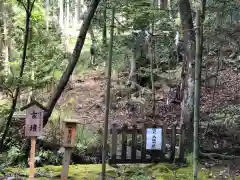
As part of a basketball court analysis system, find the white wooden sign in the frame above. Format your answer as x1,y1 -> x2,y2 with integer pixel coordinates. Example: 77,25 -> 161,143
146,128 -> 162,150
25,105 -> 44,137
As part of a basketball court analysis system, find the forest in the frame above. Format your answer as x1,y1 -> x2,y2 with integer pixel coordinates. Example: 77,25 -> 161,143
0,0 -> 240,179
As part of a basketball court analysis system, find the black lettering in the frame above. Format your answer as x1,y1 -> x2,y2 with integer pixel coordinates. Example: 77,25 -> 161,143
33,124 -> 37,132
31,111 -> 37,119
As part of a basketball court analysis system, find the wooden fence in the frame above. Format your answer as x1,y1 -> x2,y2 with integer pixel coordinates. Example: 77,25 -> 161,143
109,124 -> 185,164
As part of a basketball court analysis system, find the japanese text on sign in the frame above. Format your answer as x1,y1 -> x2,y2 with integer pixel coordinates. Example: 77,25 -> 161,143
146,128 -> 162,150
67,128 -> 72,144
25,105 -> 44,137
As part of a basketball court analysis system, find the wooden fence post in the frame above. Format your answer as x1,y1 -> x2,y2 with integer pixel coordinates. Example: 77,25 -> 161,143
121,124 -> 128,161
131,124 -> 137,161
29,137 -> 36,180
111,124 -> 117,164
179,125 -> 185,162
162,124 -> 167,154
171,125 -> 176,162
141,123 -> 146,163
158,124 -> 166,160
61,147 -> 72,180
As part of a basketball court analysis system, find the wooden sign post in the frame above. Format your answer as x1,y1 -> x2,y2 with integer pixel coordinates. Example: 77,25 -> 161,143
21,100 -> 47,180
61,120 -> 78,180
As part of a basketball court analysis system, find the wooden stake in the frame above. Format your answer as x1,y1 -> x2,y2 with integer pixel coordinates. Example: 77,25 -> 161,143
29,136 -> 36,180
61,147 -> 73,180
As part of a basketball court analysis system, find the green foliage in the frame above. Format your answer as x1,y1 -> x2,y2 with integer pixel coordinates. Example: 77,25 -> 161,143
129,169 -> 149,180
0,0 -> 67,95
0,139 -> 26,167
36,148 -> 63,165
74,125 -> 99,155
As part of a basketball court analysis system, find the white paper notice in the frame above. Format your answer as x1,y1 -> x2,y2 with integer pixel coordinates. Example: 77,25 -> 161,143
146,128 -> 162,150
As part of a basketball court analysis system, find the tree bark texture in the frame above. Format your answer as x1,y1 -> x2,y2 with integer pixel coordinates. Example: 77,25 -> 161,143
193,9 -> 201,180
160,0 -> 168,10
178,0 -> 195,152
59,0 -> 64,30
0,1 -> 4,71
102,0 -> 107,45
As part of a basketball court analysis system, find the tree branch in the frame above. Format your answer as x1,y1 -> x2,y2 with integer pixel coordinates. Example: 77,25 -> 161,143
200,151 -> 240,160
29,0 -> 36,13
16,0 -> 27,12
0,84 -> 14,98
43,0 -> 101,126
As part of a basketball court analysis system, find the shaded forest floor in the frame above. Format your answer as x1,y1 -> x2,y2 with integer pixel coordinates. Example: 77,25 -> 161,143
1,163 -> 235,180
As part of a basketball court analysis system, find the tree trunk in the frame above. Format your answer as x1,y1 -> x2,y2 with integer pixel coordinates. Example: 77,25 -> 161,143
0,2 -> 12,81
63,0 -> 70,50
101,7 -> 115,180
178,0 -> 195,152
59,0 -> 64,30
66,0 -> 69,33
3,5 -> 9,75
88,25 -> 96,65
45,0 -> 49,30
193,9 -> 201,180
129,49 -> 137,89
28,21 -> 35,103
43,0 -> 101,126
0,1 -> 4,72
160,0 -> 168,9
74,0 -> 78,28
151,0 -> 156,120
102,0 -> 107,45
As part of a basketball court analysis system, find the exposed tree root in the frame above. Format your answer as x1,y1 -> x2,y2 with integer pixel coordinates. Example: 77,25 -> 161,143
200,151 -> 240,160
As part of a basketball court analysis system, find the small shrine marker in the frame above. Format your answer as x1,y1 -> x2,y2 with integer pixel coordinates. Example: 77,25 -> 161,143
61,119 -> 79,180
21,100 -> 47,180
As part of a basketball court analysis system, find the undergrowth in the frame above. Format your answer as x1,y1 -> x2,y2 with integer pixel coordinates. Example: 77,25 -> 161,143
1,163 -> 210,180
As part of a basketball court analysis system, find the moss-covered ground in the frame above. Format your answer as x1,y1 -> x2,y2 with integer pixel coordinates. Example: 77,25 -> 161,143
2,163 -> 213,180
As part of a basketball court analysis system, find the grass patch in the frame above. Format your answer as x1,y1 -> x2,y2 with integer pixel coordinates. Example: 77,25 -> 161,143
4,163 -> 210,180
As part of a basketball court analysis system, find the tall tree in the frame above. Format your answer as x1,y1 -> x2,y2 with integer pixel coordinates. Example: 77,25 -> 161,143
102,0 -> 107,45
0,1 -> 12,78
193,1 -> 206,178
59,0 -> 64,29
3,3 -> 9,75
74,0 -> 78,28
89,25 -> 96,65
101,6 -> 115,180
66,0 -> 69,32
151,0 -> 156,120
0,0 -> 36,151
0,0 -> 5,73
193,9 -> 201,180
178,0 -> 195,151
45,0 -> 49,30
